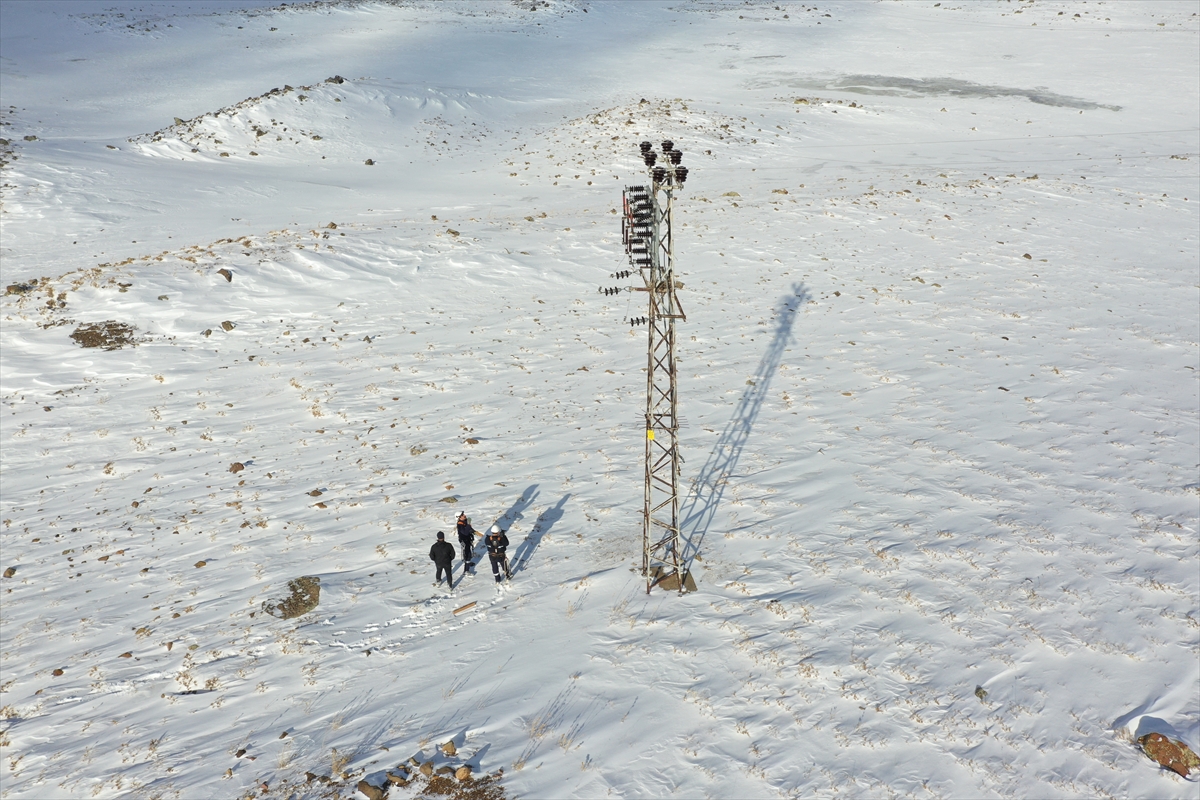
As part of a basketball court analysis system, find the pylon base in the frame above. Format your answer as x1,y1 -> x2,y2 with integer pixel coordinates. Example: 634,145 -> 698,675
648,567 -> 697,593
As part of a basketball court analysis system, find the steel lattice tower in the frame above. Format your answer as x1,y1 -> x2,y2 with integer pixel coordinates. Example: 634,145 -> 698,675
612,140 -> 690,593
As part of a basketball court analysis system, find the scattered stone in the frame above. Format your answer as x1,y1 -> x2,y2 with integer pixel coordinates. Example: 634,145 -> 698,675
385,771 -> 409,786
23,135 -> 37,141
772,188 -> 789,194
262,576 -> 321,619
419,761 -> 434,777
435,766 -> 454,775
326,222 -> 338,229
308,489 -> 323,497
327,75 -> 345,84
70,321 -> 137,350
235,748 -> 247,758
722,191 -> 740,197
446,229 -> 460,237
455,765 -> 473,781
1023,253 -> 1032,259
217,268 -> 233,282
52,668 -> 64,676
3,567 -> 14,578
220,320 -> 236,331
440,496 -> 458,504
364,158 -> 375,166
229,462 -> 245,474
5,282 -> 35,295
357,780 -> 385,800
194,560 -> 207,568
202,329 -> 213,337
974,685 -> 988,702
441,741 -> 457,757
157,295 -> 169,301
465,438 -> 480,445
1139,732 -> 1199,777
119,651 -> 132,658
219,152 -> 230,157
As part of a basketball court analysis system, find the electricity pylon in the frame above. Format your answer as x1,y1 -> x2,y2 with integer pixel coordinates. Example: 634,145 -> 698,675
609,140 -> 691,593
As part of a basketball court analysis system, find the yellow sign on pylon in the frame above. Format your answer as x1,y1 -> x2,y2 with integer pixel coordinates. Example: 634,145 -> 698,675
647,429 -> 655,440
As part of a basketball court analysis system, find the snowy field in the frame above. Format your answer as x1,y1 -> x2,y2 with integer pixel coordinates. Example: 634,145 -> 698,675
1,1 -> 1198,797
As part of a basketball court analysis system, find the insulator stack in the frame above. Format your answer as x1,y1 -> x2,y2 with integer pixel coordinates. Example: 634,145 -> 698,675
612,270 -> 632,279
629,316 -> 648,327
600,286 -> 622,296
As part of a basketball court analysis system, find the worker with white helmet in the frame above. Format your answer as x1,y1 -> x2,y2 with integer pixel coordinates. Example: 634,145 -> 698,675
485,524 -> 512,583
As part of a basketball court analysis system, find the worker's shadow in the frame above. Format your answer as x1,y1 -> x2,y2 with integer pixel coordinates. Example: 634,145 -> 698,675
494,484 -> 540,533
511,493 -> 570,574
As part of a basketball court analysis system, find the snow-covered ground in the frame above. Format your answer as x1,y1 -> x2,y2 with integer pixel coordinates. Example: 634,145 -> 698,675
1,1 -> 1198,797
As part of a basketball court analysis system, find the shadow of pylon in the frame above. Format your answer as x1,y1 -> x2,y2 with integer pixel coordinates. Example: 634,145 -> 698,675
677,283 -> 809,584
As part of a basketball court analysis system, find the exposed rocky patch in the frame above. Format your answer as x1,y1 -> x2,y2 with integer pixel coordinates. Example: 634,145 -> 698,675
262,576 -> 321,619
1139,731 -> 1199,777
69,320 -> 139,350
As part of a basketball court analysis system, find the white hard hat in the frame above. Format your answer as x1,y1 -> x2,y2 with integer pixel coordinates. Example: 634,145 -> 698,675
490,524 -> 502,534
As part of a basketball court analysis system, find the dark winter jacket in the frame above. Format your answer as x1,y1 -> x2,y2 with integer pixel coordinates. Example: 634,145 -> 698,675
429,540 -> 455,565
456,520 -> 476,544
485,533 -> 509,558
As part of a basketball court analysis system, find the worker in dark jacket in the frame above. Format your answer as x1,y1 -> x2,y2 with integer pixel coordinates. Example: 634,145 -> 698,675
456,512 -> 477,571
485,524 -> 511,583
429,531 -> 455,588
